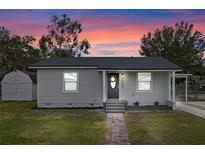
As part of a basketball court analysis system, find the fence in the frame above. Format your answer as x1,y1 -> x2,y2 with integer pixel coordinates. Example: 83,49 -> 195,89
176,81 -> 205,101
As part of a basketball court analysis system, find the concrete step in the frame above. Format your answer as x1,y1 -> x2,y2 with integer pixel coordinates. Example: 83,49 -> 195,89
106,103 -> 125,106
104,101 -> 127,113
105,105 -> 125,113
106,108 -> 125,111
106,109 -> 125,113
106,105 -> 125,107
106,106 -> 124,109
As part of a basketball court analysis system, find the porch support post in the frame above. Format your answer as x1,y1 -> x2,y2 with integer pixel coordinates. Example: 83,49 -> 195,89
172,71 -> 176,110
185,76 -> 188,102
102,70 -> 106,103
168,72 -> 171,101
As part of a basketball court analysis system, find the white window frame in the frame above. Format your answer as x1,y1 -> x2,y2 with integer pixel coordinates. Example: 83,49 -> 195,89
136,72 -> 152,92
63,72 -> 79,93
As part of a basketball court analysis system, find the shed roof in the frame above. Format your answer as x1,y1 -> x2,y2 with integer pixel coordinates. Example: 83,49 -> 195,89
30,57 -> 181,70
2,70 -> 37,84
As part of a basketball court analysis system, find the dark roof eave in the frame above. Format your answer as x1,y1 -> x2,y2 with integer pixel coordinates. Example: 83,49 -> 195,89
30,66 -> 182,71
96,68 -> 182,71
30,65 -> 98,68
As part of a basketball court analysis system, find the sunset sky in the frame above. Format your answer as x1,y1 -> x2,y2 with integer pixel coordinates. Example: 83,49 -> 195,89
0,9 -> 205,57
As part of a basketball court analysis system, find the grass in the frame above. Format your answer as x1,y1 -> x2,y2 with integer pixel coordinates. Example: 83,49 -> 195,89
0,102 -> 106,145
125,111 -> 205,145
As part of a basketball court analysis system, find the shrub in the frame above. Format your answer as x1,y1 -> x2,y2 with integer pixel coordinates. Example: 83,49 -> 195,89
154,101 -> 159,106
133,101 -> 140,106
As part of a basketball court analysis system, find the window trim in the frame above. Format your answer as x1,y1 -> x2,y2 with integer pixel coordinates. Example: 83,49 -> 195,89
136,72 -> 152,92
62,72 -> 79,93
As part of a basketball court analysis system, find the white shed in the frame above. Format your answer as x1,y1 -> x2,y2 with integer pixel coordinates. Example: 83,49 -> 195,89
1,70 -> 37,101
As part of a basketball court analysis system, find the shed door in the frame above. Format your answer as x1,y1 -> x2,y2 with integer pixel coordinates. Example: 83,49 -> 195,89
10,83 -> 25,100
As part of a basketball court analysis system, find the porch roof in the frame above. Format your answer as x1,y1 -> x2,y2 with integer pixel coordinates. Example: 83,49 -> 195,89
30,57 -> 181,70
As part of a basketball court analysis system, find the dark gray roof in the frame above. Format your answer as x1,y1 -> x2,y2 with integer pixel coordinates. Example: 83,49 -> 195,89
30,57 -> 181,70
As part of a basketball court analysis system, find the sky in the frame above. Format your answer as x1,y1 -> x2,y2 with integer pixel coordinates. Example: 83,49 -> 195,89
0,9 -> 205,57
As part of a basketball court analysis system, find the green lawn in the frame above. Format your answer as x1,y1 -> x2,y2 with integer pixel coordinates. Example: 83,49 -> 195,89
0,102 -> 106,145
125,111 -> 205,145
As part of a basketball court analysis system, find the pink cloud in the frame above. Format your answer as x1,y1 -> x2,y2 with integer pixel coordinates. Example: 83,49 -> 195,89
0,11 -> 205,57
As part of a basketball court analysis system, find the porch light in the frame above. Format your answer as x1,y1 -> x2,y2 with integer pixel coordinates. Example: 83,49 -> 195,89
121,73 -> 124,88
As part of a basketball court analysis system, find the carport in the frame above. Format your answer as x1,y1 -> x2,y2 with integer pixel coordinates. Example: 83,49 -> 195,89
171,73 -> 192,102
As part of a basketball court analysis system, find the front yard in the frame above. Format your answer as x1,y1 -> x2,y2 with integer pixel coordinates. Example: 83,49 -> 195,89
0,102 -> 106,144
125,111 -> 205,144
1,102 -> 205,145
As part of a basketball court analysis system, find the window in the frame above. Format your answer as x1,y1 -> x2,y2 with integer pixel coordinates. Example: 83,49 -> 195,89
63,72 -> 79,92
137,73 -> 152,91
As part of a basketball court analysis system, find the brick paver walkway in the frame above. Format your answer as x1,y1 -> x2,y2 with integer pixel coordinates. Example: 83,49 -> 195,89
104,113 -> 129,145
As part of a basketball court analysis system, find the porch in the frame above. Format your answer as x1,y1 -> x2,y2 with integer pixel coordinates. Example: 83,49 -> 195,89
101,70 -> 180,112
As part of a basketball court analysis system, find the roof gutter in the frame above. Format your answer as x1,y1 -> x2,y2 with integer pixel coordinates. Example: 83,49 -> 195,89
29,67 -> 182,72
29,66 -> 98,69
96,69 -> 182,72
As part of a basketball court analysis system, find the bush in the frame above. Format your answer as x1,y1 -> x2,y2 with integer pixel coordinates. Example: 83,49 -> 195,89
154,101 -> 159,106
133,101 -> 140,106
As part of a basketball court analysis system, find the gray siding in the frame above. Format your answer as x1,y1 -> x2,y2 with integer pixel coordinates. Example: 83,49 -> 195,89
37,69 -> 103,108
119,72 -> 170,106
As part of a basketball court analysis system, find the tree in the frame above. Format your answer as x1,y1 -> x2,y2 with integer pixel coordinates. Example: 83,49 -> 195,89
0,26 -> 41,80
39,14 -> 90,58
140,21 -> 205,75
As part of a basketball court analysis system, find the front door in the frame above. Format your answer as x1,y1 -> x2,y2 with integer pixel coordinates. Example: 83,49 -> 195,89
108,73 -> 119,98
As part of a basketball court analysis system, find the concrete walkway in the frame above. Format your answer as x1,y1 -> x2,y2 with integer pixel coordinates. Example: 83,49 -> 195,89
176,101 -> 205,119
104,113 -> 129,145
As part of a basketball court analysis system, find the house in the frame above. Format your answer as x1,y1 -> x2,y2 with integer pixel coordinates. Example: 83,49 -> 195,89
30,57 -> 181,110
1,70 -> 37,101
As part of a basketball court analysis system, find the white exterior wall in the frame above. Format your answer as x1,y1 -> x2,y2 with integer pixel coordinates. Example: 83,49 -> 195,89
37,69 -> 103,108
2,70 -> 35,101
119,72 -> 170,106
36,69 -> 171,108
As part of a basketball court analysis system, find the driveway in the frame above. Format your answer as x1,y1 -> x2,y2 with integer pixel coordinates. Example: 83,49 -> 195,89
176,101 -> 205,119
